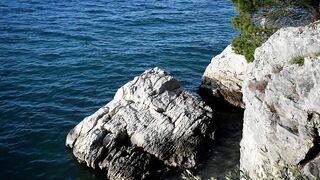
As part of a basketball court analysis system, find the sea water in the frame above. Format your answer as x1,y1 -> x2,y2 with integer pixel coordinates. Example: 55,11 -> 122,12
0,0 -> 237,179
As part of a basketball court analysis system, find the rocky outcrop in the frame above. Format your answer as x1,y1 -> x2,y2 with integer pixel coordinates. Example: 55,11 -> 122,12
240,22 -> 320,179
200,45 -> 247,108
66,67 -> 215,179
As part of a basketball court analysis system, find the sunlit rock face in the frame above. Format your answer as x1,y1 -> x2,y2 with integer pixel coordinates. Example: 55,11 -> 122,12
241,22 -> 320,179
66,67 -> 215,180
200,45 -> 247,109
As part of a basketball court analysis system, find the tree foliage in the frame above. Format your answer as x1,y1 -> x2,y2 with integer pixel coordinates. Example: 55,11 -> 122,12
230,0 -> 320,62
231,0 -> 273,13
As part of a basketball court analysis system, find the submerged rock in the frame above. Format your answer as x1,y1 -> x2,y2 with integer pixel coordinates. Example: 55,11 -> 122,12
200,45 -> 247,108
66,67 -> 214,179
241,22 -> 320,179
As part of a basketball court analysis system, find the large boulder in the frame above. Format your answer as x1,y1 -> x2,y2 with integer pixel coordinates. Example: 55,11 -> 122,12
200,45 -> 247,108
241,22 -> 320,179
66,67 -> 214,180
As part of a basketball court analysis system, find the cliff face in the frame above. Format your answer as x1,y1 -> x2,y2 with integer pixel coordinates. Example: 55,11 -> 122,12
241,22 -> 320,179
200,45 -> 247,108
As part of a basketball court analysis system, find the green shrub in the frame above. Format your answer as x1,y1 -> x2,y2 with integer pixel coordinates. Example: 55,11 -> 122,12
291,56 -> 305,65
230,0 -> 278,63
231,0 -> 274,13
231,34 -> 262,62
230,0 -> 319,62
230,12 -> 277,62
314,52 -> 320,57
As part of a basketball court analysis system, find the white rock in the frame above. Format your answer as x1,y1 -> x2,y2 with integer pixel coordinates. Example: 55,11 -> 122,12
200,45 -> 247,108
66,67 -> 215,180
241,21 -> 320,179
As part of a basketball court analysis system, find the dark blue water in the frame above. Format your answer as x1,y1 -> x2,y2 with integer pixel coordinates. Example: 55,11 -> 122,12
0,0 -> 237,179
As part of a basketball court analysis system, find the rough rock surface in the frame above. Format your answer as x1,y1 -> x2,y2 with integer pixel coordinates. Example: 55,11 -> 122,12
200,45 -> 247,108
66,67 -> 214,180
241,22 -> 320,179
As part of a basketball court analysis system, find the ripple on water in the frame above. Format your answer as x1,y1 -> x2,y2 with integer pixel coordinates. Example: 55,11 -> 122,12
0,0 -> 238,179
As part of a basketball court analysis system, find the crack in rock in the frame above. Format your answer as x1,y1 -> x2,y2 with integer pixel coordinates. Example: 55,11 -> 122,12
66,67 -> 214,179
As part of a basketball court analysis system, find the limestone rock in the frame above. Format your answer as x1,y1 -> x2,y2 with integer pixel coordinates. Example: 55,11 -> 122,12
66,67 -> 214,180
200,45 -> 247,108
240,22 -> 320,179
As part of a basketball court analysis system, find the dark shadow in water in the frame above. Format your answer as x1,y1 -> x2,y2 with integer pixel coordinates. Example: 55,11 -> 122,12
194,110 -> 243,179
67,150 -> 107,180
193,88 -> 244,179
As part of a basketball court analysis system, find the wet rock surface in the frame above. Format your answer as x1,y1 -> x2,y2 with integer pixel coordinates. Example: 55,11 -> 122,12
66,67 -> 215,179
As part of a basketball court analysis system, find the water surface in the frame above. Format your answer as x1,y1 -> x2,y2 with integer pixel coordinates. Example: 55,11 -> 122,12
0,0 -> 237,179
